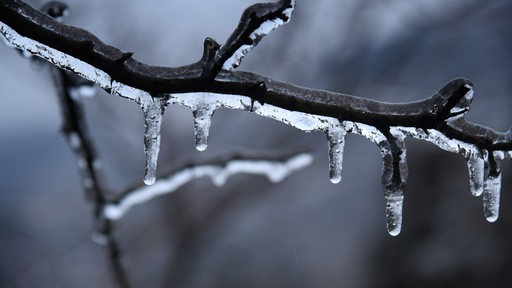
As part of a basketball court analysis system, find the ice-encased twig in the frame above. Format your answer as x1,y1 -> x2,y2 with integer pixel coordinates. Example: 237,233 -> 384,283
483,150 -> 504,222
103,152 -> 313,220
214,0 -> 295,72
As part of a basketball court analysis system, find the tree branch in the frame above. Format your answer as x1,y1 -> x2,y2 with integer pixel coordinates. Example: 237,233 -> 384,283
1,0 -> 510,235
103,152 -> 313,221
0,0 -> 509,150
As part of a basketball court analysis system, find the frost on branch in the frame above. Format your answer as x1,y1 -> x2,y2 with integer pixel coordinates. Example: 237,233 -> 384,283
103,153 -> 313,220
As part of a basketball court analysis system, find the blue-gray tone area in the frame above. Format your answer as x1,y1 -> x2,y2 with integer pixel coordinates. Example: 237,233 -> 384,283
0,0 -> 511,287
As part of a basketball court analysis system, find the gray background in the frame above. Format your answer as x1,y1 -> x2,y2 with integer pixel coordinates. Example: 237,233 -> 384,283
1,0 -> 511,287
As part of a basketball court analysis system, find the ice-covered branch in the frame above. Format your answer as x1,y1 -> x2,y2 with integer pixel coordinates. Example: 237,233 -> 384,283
38,4 -> 132,287
0,1 -> 509,148
51,44 -> 133,288
102,152 -> 313,221
1,0 -> 511,235
201,0 -> 295,78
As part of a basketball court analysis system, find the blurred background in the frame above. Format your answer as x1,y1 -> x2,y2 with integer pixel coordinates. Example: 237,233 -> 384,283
1,0 -> 511,287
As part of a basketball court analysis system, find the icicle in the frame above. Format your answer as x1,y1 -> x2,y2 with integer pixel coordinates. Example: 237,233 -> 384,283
381,140 -> 404,237
192,107 -> 215,151
483,151 -> 504,222
140,96 -> 167,185
465,148 -> 485,196
326,123 -> 347,184
380,129 -> 408,236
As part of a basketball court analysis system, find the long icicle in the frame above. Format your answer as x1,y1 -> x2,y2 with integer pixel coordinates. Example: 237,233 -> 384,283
483,150 -> 505,222
140,95 -> 167,185
380,129 -> 408,236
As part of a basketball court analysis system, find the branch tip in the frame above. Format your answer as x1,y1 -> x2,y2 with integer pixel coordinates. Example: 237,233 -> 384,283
40,1 -> 68,20
434,78 -> 474,120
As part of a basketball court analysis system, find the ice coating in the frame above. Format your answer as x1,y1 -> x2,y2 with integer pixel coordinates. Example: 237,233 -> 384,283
222,45 -> 252,70
211,152 -> 313,186
0,23 -> 112,90
483,151 -> 504,222
103,153 -> 313,220
2,2 -> 510,236
394,130 -> 409,186
171,93 -> 417,235
170,92 -> 341,133
222,0 -> 296,70
326,124 -> 347,184
170,92 -> 341,178
396,127 -> 486,196
348,122 -> 388,144
68,85 -> 97,99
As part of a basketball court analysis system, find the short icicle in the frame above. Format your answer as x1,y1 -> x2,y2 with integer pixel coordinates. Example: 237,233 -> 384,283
193,107 -> 215,152
326,122 -> 347,184
140,96 -> 167,185
483,150 -> 505,222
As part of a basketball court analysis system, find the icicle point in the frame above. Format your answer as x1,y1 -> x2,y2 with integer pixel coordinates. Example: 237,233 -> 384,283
193,108 -> 214,152
385,194 -> 404,236
483,178 -> 500,222
144,175 -> 156,186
